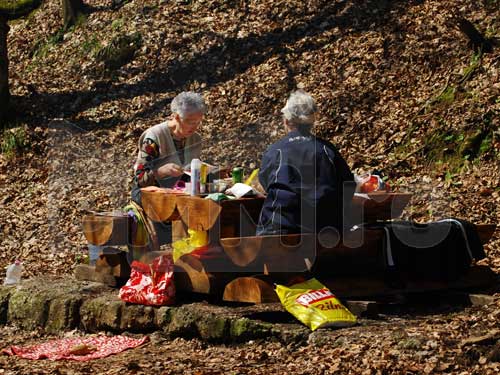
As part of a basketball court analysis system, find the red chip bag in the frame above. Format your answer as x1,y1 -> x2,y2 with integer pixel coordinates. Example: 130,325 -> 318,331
119,255 -> 175,306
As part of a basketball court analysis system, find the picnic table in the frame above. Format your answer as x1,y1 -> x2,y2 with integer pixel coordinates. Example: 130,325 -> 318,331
80,189 -> 497,302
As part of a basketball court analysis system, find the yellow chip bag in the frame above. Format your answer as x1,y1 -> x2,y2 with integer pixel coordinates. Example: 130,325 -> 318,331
275,278 -> 356,331
172,229 -> 208,262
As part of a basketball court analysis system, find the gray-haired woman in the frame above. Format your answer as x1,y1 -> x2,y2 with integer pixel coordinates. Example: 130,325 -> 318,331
131,91 -> 206,205
126,92 -> 206,252
256,90 -> 355,236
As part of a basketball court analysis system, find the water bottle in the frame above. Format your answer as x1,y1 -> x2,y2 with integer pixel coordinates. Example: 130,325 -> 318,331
190,158 -> 201,196
4,260 -> 23,285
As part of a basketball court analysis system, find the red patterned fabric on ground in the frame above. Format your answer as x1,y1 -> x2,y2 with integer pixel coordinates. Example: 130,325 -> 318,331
2,335 -> 149,361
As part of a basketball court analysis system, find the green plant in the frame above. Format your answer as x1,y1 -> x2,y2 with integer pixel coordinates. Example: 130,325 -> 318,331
111,18 -> 124,31
31,27 -> 65,60
436,86 -> 456,104
479,133 -> 492,155
81,35 -> 102,57
95,32 -> 142,69
459,51 -> 482,84
1,127 -> 28,158
75,13 -> 87,27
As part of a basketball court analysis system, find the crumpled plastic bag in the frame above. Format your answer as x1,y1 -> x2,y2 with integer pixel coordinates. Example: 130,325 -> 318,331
172,229 -> 208,262
354,173 -> 390,193
119,255 -> 175,306
275,278 -> 356,331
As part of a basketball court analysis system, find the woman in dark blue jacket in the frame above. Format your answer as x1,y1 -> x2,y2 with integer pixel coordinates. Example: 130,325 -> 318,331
257,90 -> 354,236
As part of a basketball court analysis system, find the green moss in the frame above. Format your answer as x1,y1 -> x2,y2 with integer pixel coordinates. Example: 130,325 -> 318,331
120,305 -> 156,332
154,306 -> 172,327
80,295 -> 123,332
45,296 -> 83,333
196,314 -> 229,342
166,306 -> 199,338
111,18 -> 124,31
229,318 -> 272,342
398,337 -> 422,350
81,35 -> 102,57
31,28 -> 65,61
0,0 -> 42,20
7,288 -> 54,329
435,86 -> 456,104
0,286 -> 13,324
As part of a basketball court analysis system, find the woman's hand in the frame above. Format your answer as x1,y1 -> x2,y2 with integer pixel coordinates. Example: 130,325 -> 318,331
155,163 -> 184,179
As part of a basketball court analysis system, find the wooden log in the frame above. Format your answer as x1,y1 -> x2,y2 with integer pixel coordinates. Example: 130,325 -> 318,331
314,228 -> 385,276
350,193 -> 412,224
74,264 -> 118,287
174,250 -> 236,295
82,212 -> 129,246
221,224 -> 495,277
217,197 -> 264,237
140,189 -> 180,223
220,234 -> 316,273
172,220 -> 188,242
223,276 -> 279,303
176,196 -> 222,231
468,294 -> 496,307
176,195 -> 264,236
320,265 -> 497,299
221,229 -> 384,275
95,252 -> 131,278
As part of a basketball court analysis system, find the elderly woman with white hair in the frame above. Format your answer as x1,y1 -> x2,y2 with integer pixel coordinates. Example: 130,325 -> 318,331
256,90 -> 355,236
125,92 -> 207,252
131,91 -> 206,205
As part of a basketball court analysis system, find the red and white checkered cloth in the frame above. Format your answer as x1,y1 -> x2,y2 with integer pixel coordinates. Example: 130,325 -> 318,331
2,335 -> 149,361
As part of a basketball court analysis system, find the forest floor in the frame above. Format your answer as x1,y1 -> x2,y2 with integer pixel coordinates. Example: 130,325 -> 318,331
0,0 -> 499,373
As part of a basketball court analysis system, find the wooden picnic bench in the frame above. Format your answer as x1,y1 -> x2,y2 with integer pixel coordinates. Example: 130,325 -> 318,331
79,190 -> 498,301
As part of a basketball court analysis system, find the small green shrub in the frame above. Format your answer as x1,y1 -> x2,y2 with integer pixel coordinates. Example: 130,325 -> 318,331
1,127 -> 28,157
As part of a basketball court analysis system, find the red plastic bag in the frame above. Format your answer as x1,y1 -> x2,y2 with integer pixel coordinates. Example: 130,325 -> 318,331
355,174 -> 390,193
119,255 -> 175,306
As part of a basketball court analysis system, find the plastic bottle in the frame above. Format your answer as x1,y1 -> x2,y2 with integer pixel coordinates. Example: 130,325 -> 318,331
4,260 -> 23,285
190,158 -> 201,196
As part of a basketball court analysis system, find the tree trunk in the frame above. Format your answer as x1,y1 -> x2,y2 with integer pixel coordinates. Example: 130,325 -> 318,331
61,0 -> 85,29
0,16 -> 9,123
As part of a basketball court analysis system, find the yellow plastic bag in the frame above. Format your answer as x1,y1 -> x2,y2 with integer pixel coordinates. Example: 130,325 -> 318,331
275,278 -> 356,331
172,229 -> 208,262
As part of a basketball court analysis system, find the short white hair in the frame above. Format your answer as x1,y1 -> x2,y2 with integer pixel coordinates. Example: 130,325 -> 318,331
171,92 -> 206,118
281,90 -> 317,126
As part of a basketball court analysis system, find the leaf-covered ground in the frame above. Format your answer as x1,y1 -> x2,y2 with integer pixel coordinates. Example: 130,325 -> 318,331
0,0 -> 498,276
0,0 -> 499,372
1,296 -> 500,374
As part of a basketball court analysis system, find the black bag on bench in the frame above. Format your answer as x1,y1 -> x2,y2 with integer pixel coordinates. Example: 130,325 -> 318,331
369,219 -> 486,283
